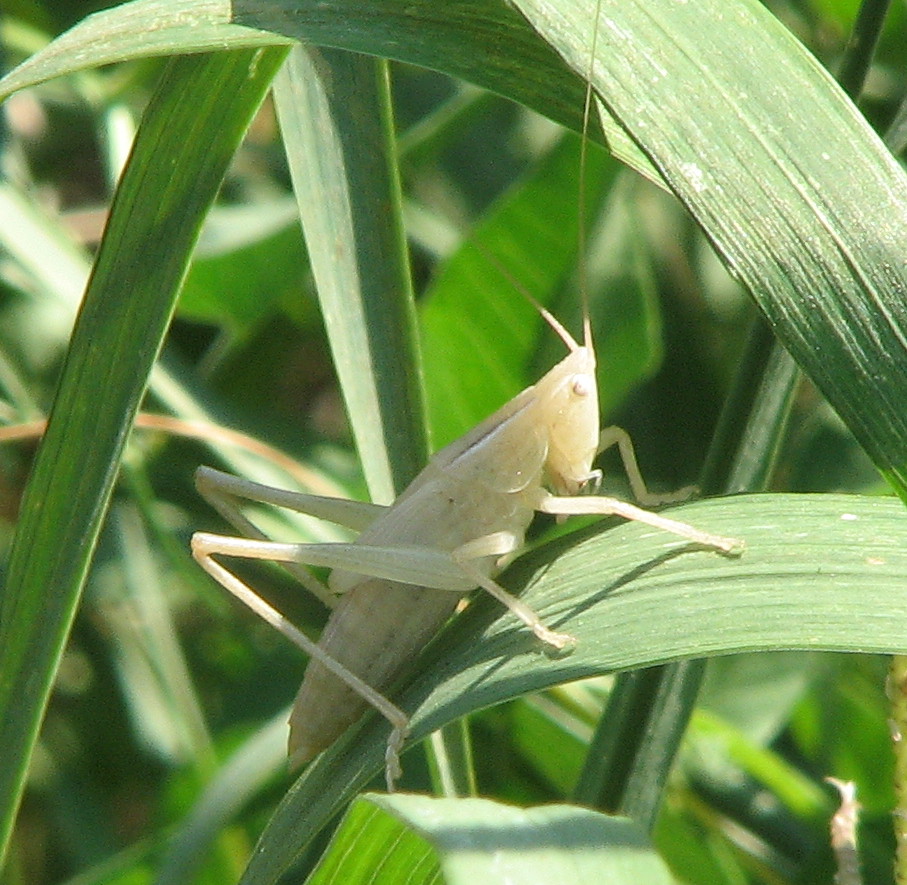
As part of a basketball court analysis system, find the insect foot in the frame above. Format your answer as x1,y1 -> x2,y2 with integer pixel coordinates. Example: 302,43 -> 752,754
715,534 -> 746,556
384,722 -> 408,792
535,623 -> 577,653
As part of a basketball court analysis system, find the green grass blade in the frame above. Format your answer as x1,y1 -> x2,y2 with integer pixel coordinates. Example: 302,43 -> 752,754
0,0 -> 292,96
572,660 -> 706,827
0,47 -> 288,865
514,0 -> 907,496
306,794 -> 674,884
239,492 -> 907,882
273,47 -> 427,502
0,0 -> 591,137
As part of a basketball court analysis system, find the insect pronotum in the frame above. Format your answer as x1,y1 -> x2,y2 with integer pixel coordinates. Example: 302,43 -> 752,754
191,17 -> 744,793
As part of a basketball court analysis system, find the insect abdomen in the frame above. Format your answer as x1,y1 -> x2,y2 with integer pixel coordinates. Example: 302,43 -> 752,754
288,580 -> 460,766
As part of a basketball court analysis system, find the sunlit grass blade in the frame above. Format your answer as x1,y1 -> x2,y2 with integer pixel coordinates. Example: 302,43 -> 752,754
306,793 -> 675,884
239,492 -> 907,882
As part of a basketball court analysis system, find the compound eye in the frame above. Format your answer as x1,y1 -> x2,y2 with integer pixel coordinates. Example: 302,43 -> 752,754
570,373 -> 593,397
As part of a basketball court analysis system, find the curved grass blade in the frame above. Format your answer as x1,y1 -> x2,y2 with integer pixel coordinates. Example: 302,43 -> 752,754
513,0 -> 907,497
0,0 -> 590,139
239,492 -> 907,882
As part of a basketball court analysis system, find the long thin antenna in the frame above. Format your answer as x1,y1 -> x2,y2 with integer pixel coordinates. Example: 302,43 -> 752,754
472,0 -> 606,358
578,0 -> 605,351
476,243 -> 581,353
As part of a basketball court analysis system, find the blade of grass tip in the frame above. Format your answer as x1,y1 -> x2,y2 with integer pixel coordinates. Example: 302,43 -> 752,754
0,47 -> 288,867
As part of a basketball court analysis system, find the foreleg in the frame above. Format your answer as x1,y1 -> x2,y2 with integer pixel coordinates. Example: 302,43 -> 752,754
597,426 -> 695,506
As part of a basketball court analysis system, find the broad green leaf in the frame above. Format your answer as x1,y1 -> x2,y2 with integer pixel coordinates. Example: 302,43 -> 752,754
307,793 -> 674,885
239,492 -> 907,882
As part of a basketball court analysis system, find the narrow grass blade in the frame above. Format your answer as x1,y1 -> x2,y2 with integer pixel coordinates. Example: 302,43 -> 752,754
0,47 -> 288,865
274,47 -> 427,503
